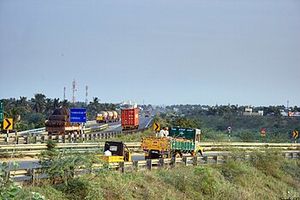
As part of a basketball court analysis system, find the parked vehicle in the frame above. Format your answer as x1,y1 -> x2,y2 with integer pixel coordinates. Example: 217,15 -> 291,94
45,107 -> 82,135
96,111 -> 119,123
98,141 -> 132,163
121,108 -> 139,131
141,127 -> 203,159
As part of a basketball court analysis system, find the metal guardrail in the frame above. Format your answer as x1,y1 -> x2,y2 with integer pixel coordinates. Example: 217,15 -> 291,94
0,124 -> 110,145
200,142 -> 300,150
5,150 -> 300,182
17,128 -> 46,136
1,120 -> 99,137
0,142 -> 299,157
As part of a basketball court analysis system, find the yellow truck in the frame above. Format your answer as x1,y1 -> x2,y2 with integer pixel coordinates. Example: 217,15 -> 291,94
99,141 -> 132,163
141,127 -> 203,159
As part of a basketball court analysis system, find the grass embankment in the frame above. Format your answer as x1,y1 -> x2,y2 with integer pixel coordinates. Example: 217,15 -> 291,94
14,151 -> 300,200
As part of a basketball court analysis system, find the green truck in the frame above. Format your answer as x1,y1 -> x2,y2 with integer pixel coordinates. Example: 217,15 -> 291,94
141,127 -> 203,159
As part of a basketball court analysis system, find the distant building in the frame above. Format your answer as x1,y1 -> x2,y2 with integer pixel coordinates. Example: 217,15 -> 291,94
243,107 -> 263,116
288,112 -> 300,117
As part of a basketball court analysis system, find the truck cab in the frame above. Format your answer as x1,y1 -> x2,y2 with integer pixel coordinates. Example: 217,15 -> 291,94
100,141 -> 132,163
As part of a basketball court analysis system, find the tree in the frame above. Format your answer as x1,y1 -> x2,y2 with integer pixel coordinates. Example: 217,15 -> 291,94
39,144 -> 96,185
87,97 -> 101,118
171,117 -> 198,128
53,98 -> 60,109
61,99 -> 70,108
45,98 -> 53,115
31,93 -> 46,113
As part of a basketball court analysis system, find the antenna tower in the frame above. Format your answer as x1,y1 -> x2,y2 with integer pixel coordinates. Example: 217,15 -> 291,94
63,87 -> 66,100
72,80 -> 77,104
85,85 -> 88,105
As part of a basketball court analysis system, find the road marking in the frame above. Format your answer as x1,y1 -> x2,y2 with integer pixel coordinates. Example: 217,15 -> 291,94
108,124 -> 121,130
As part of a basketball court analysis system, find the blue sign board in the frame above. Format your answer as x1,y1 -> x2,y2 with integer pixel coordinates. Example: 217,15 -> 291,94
70,108 -> 87,123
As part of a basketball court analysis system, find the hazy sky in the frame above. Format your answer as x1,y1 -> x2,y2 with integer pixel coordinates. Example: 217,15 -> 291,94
0,0 -> 299,106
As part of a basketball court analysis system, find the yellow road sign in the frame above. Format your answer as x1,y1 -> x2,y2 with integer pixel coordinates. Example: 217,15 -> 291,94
153,122 -> 160,132
292,130 -> 299,139
3,118 -> 13,130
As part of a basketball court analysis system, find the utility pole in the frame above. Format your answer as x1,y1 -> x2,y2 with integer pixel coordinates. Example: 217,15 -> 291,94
85,85 -> 88,105
72,79 -> 77,104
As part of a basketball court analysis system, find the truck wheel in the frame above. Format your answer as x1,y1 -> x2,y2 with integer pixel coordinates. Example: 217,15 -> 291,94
172,152 -> 182,158
198,150 -> 203,157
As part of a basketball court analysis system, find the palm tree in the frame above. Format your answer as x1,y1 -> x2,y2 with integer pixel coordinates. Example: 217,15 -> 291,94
61,99 -> 70,108
31,93 -> 46,113
53,98 -> 60,109
87,97 -> 101,117
45,98 -> 53,115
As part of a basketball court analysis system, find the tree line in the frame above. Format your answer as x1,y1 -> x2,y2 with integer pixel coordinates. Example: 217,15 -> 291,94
1,94 -> 117,131
165,104 -> 300,117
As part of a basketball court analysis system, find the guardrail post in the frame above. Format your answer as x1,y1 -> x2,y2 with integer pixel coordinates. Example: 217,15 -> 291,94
133,160 -> 139,171
119,162 -> 125,173
62,134 -> 66,143
74,134 -> 77,143
203,156 -> 208,164
146,159 -> 152,170
159,158 -> 164,167
41,135 -> 45,143
26,168 -> 34,183
80,134 -> 84,142
5,136 -> 9,144
37,135 -> 41,143
67,134 -> 71,143
171,157 -> 176,167
15,135 -> 19,144
213,155 -> 218,164
35,136 -> 38,144
25,136 -> 29,144
57,135 -> 61,143
4,170 -> 10,181
183,157 -> 187,166
193,156 -> 198,166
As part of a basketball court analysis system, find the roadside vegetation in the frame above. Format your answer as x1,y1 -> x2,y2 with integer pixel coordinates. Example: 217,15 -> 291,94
1,150 -> 299,199
157,108 -> 300,143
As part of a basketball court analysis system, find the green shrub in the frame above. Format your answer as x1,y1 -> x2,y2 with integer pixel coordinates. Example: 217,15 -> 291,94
248,150 -> 284,177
